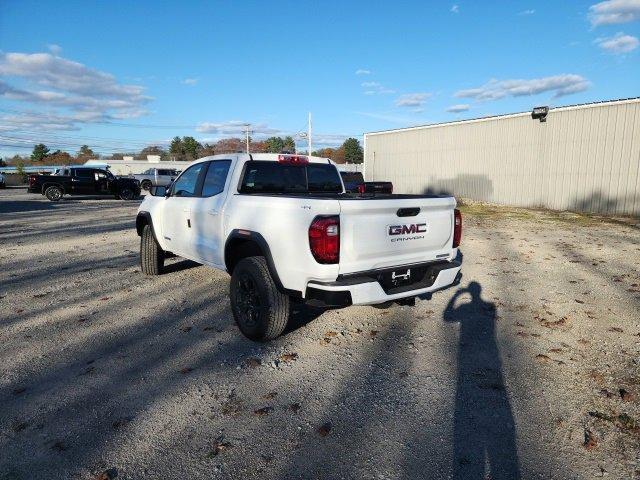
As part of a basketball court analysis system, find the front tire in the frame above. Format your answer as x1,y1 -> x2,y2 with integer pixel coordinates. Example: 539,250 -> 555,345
140,224 -> 164,275
45,185 -> 63,201
141,180 -> 152,191
230,257 -> 290,341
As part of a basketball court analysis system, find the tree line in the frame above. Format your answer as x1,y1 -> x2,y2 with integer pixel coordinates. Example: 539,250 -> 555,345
1,136 -> 363,167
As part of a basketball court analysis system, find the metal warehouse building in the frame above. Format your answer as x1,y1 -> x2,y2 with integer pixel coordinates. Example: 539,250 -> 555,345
363,97 -> 640,216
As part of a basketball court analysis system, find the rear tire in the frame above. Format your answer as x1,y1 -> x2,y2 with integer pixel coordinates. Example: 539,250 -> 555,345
119,187 -> 134,200
140,224 -> 164,275
230,257 -> 290,341
45,185 -> 63,202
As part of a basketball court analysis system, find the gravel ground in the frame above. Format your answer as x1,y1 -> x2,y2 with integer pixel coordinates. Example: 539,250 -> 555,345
0,187 -> 638,480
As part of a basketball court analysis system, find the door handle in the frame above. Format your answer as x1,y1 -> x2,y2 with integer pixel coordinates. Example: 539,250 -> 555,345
208,209 -> 220,215
182,208 -> 189,212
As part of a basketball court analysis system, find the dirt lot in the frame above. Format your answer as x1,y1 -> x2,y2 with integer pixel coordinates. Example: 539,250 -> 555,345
0,188 -> 638,480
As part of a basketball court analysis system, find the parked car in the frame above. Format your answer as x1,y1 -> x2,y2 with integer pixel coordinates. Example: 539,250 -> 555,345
28,167 -> 141,201
133,168 -> 181,191
339,171 -> 393,194
0,172 -> 5,188
136,153 -> 462,341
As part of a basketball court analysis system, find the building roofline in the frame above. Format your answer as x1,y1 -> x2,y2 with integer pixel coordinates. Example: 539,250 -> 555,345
364,97 -> 640,137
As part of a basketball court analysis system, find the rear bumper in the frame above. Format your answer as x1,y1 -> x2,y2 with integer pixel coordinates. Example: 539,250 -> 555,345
305,260 -> 462,307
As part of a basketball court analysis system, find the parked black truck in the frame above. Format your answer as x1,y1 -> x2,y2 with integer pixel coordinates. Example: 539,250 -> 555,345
28,167 -> 141,201
339,171 -> 393,194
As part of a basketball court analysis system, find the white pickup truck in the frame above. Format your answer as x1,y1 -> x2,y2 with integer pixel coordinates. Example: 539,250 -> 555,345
136,153 -> 462,341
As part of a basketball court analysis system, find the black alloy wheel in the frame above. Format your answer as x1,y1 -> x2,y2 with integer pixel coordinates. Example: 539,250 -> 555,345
236,273 -> 263,328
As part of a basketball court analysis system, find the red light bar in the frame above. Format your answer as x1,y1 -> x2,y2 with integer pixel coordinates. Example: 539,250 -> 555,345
278,154 -> 309,164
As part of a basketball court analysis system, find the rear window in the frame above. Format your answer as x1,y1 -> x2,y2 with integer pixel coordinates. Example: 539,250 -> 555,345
239,161 -> 342,194
340,172 -> 364,183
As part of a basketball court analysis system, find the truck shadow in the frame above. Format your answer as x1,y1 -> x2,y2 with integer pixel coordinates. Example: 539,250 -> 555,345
444,281 -> 520,479
162,258 -> 201,274
0,198 -> 140,215
285,302 -> 327,333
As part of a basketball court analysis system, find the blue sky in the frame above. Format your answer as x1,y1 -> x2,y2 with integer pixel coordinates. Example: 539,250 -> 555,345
0,0 -> 639,157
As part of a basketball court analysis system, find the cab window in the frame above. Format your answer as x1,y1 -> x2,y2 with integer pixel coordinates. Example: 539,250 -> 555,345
74,169 -> 93,178
172,163 -> 205,197
201,160 -> 231,197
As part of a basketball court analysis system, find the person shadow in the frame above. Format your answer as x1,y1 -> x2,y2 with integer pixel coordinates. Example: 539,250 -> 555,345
444,281 -> 521,479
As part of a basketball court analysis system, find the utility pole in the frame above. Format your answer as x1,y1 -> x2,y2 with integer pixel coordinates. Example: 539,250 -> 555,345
308,112 -> 312,156
243,123 -> 251,153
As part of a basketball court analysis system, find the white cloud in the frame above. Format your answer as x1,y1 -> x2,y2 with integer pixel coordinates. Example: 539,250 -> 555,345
361,81 -> 395,95
47,44 -> 62,55
0,51 -> 151,130
454,74 -> 590,100
196,121 -> 280,136
0,80 -> 149,112
197,124 -> 347,148
595,32 -> 639,53
355,69 -> 371,75
451,4 -> 459,13
309,134 -> 349,148
0,111 -> 79,131
395,93 -> 432,107
446,104 -> 470,113
518,9 -> 536,15
181,78 -> 199,85
588,0 -> 640,26
0,52 -> 149,100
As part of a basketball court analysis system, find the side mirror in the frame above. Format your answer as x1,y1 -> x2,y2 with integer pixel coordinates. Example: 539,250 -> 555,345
150,185 -> 167,197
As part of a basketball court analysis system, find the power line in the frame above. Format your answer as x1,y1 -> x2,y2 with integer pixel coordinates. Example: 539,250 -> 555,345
2,128 -> 170,146
0,135 -> 155,152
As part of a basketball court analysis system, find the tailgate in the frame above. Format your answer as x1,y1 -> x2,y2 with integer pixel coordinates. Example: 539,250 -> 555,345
338,196 -> 456,274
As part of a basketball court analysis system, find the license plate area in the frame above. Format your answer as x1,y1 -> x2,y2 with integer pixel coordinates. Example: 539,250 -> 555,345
379,266 -> 428,292
380,268 -> 413,289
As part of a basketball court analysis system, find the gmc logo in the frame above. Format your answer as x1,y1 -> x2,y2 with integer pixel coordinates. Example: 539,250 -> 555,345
388,223 -> 427,236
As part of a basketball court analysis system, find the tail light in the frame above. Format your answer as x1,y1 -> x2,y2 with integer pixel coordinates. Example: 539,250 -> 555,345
357,184 -> 365,194
28,175 -> 36,186
309,215 -> 340,264
453,208 -> 462,248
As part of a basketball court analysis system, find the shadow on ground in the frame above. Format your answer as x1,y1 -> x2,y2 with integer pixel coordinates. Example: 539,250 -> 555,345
444,281 -> 520,479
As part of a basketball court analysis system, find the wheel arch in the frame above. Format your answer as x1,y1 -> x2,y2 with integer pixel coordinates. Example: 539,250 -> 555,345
42,182 -> 65,194
136,211 -> 156,238
224,230 -> 301,298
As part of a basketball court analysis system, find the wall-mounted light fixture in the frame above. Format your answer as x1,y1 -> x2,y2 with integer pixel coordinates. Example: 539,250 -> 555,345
532,106 -> 549,123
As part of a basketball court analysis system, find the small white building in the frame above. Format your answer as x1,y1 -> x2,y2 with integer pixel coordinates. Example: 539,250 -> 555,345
84,155 -> 189,176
